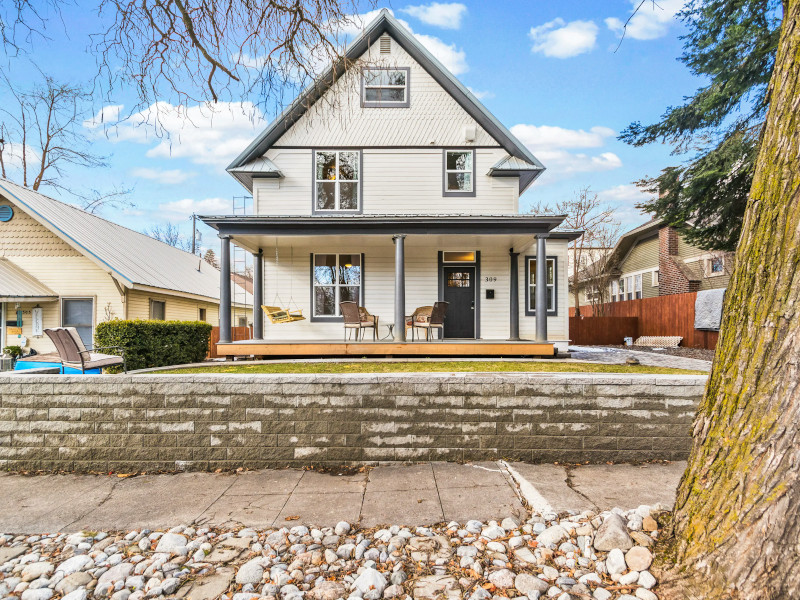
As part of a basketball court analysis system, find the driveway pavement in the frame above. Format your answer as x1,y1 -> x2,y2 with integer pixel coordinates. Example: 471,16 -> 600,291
570,345 -> 713,372
0,461 -> 685,533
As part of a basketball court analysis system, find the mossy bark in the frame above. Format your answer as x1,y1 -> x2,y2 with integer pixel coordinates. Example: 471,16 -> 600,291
660,1 -> 800,598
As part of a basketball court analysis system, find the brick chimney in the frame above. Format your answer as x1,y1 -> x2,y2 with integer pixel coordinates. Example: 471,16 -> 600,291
658,226 -> 699,295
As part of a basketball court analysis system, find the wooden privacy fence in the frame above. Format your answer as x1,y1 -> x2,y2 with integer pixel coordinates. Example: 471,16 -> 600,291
569,291 -> 720,349
208,326 -> 252,358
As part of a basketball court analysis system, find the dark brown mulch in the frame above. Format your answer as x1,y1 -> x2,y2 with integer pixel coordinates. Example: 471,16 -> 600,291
603,344 -> 715,362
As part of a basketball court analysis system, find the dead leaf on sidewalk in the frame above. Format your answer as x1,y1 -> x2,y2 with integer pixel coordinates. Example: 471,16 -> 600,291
285,515 -> 300,521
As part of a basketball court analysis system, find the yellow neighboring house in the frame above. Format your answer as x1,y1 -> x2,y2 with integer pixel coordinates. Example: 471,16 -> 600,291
0,178 -> 252,355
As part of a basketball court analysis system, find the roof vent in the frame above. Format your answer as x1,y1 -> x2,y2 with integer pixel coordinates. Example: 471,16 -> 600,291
379,34 -> 391,54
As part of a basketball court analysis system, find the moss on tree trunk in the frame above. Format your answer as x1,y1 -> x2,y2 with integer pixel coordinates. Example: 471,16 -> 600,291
660,1 -> 800,597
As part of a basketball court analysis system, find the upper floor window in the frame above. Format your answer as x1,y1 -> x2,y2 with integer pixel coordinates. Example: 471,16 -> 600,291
706,255 -> 725,276
362,68 -> 410,108
443,149 -> 475,197
315,150 -> 360,212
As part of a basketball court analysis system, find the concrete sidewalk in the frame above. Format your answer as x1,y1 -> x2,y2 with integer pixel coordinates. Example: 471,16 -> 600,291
0,461 -> 685,533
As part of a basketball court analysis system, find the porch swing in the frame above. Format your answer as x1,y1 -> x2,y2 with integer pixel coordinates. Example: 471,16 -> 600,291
261,245 -> 306,324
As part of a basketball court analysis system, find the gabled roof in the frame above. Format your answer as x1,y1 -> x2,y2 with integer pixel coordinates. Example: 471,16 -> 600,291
227,9 -> 544,187
607,218 -> 662,269
0,178 -> 246,304
0,258 -> 58,302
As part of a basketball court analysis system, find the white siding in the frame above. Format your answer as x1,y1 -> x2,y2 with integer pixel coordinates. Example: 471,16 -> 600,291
257,238 -> 570,343
255,147 -> 518,215
273,36 -> 495,148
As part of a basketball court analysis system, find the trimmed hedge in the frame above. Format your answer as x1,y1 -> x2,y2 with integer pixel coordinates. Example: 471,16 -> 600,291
94,320 -> 213,372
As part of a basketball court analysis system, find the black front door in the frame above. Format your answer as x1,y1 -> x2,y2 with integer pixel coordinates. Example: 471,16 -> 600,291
442,266 -> 475,338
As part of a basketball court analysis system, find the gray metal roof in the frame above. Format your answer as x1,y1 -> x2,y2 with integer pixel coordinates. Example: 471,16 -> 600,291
0,258 -> 58,302
490,156 -> 541,172
0,178 -> 243,303
227,9 -> 544,190
228,157 -> 283,190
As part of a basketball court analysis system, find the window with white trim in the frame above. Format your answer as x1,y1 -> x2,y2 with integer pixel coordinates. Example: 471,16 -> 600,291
149,299 -> 166,320
61,297 -> 94,348
315,150 -> 360,212
707,256 -> 725,276
634,274 -> 643,299
444,150 -> 474,195
611,280 -> 619,302
652,270 -> 660,287
312,254 -> 362,317
362,68 -> 409,107
525,257 -> 556,315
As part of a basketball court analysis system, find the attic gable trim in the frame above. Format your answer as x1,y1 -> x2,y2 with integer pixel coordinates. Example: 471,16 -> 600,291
227,10 -> 544,179
0,182 -> 136,289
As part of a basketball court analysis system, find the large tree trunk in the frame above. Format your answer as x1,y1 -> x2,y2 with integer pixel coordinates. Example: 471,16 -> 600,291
660,2 -> 800,598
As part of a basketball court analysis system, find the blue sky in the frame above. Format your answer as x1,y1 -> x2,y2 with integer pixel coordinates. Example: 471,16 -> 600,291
0,0 -> 698,253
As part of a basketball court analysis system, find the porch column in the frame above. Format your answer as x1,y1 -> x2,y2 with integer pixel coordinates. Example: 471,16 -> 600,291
219,234 -> 232,344
509,249 -> 520,341
535,234 -> 548,342
253,248 -> 264,340
393,234 -> 406,342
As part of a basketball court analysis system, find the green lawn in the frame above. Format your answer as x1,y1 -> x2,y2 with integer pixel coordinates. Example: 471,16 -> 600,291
154,361 -> 704,375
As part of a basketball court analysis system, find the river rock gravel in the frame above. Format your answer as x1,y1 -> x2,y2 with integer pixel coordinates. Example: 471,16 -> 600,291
0,507 -> 664,600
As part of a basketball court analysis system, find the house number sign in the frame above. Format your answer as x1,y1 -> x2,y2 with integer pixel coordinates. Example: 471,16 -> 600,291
484,276 -> 497,282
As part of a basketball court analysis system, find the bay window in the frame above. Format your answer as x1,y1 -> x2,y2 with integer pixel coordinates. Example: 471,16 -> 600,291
525,256 -> 557,316
314,150 -> 361,212
312,253 -> 363,319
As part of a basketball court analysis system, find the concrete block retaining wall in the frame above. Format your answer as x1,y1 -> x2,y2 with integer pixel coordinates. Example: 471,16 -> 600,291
0,373 -> 706,472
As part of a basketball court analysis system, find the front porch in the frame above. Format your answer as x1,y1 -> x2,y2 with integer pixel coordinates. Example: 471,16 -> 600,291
216,338 -> 557,358
201,215 -> 581,358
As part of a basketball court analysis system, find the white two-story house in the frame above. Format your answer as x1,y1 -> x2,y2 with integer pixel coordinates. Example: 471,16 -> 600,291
203,10 -> 579,358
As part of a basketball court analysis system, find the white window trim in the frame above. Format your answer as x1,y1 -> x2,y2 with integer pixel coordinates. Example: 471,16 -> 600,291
313,150 -> 362,213
443,149 -> 476,197
525,256 -> 557,316
652,270 -> 660,287
311,253 -> 363,320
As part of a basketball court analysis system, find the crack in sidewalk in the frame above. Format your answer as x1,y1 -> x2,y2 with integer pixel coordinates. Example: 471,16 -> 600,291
63,476 -> 121,530
564,465 -> 599,511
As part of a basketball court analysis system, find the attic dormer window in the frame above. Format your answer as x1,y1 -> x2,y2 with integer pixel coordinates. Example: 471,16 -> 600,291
362,68 -> 410,108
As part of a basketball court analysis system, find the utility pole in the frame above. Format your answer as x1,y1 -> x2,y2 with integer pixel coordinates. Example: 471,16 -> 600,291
191,214 -> 197,255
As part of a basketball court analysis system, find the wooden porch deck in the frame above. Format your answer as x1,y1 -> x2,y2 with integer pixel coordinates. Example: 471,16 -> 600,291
215,339 -> 556,358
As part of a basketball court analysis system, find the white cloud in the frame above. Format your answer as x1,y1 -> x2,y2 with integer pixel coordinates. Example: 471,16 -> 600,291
131,167 -> 194,185
467,87 -> 494,100
335,9 -> 468,75
529,18 -> 598,58
93,101 -> 266,168
511,124 -> 615,150
414,33 -> 468,74
158,197 -> 232,219
605,0 -> 684,41
83,105 -> 124,130
597,184 -> 654,225
534,149 -> 623,175
512,123 -> 622,179
400,3 -> 467,29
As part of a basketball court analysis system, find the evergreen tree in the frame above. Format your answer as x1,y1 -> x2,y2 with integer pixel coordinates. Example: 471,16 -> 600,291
621,0 -> 782,251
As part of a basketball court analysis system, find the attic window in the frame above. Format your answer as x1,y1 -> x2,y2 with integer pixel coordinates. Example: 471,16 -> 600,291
379,35 -> 391,54
362,68 -> 410,108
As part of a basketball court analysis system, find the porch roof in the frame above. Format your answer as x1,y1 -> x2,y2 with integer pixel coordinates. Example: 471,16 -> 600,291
0,258 -> 58,302
200,214 -> 582,239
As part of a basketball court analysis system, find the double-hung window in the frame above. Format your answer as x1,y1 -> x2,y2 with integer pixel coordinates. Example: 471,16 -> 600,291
634,274 -> 643,299
443,150 -> 475,196
618,277 -> 626,301
362,68 -> 409,107
61,297 -> 94,348
611,280 -> 619,302
315,150 -> 360,212
525,257 -> 557,316
312,254 -> 362,318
